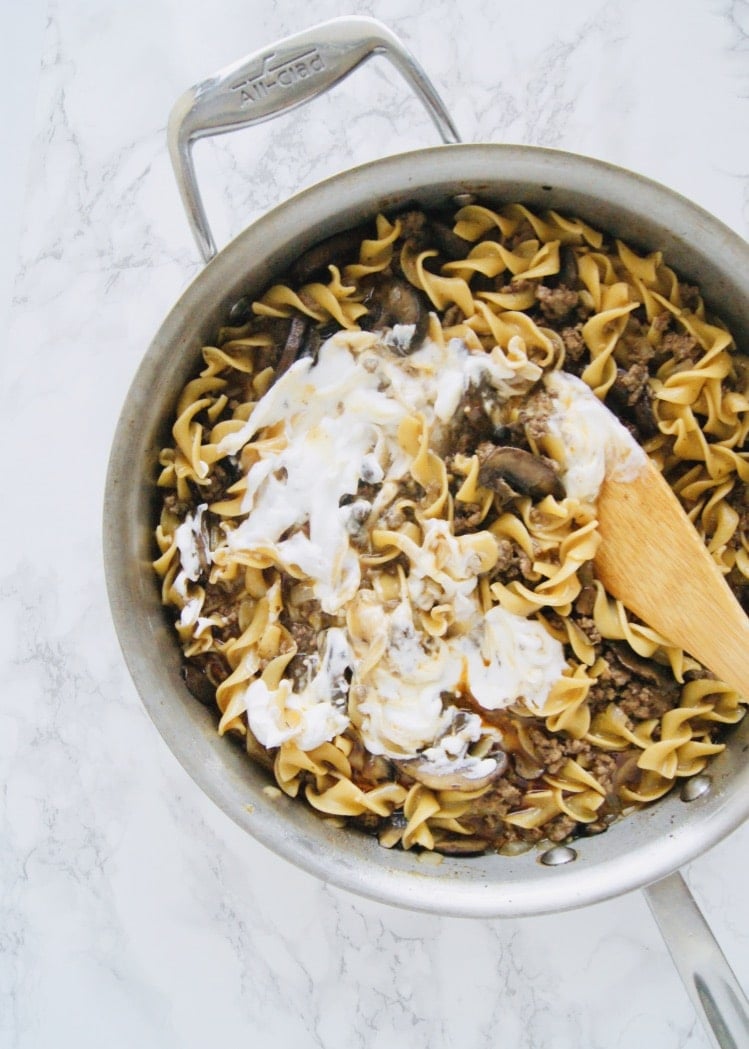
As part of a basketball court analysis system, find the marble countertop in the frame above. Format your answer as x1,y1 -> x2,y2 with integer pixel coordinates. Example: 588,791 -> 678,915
4,1 -> 749,1046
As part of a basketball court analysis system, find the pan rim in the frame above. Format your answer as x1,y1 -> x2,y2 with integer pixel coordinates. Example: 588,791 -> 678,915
103,141 -> 749,918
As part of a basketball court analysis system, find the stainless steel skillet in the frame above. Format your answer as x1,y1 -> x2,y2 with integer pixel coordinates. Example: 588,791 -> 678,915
103,17 -> 749,1047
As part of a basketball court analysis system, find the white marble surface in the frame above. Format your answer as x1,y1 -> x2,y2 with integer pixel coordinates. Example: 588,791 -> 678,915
4,1 -> 749,1046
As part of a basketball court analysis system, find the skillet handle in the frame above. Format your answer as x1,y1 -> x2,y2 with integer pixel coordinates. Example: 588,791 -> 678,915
168,16 -> 460,262
643,871 -> 749,1049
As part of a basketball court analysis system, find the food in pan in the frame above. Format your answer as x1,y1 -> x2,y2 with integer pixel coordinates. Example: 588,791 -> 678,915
153,202 -> 749,855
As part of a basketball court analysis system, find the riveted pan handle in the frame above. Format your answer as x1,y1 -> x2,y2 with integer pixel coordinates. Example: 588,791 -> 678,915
644,872 -> 749,1049
168,16 -> 461,262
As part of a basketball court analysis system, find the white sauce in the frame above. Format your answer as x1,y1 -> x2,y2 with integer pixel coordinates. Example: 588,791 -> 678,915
355,598 -> 567,760
173,504 -> 209,626
246,628 -> 352,751
174,503 -> 209,581
205,333 -> 571,761
470,606 -> 568,713
545,371 -> 648,503
219,333 -> 541,614
417,710 -> 498,783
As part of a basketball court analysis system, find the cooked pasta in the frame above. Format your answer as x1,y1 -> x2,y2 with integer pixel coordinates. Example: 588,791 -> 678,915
154,202 -> 749,855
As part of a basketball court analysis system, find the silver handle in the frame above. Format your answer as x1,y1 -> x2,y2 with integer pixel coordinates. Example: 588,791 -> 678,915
168,16 -> 461,262
644,872 -> 749,1049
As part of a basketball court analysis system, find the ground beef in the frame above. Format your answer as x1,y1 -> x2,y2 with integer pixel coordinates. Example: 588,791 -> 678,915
453,500 -> 488,534
612,363 -> 650,405
561,737 -> 596,764
192,458 -> 243,504
459,737 -> 621,849
617,684 -> 675,720
201,578 -> 243,641
163,492 -> 190,516
560,323 -> 587,362
602,653 -> 639,689
652,310 -> 672,336
607,363 -> 659,439
679,284 -> 702,311
588,752 -> 618,795
524,725 -> 567,775
492,538 -> 535,582
394,208 -> 430,250
500,277 -> 536,295
535,283 -> 579,321
474,776 -> 523,817
662,330 -> 701,363
289,619 -> 318,655
284,619 -> 320,688
544,814 -> 578,842
587,644 -> 680,721
575,615 -> 602,644
450,381 -> 499,453
517,388 -> 554,441
587,677 -> 627,711
517,732 -> 619,796
616,320 -> 657,368
460,776 -> 526,841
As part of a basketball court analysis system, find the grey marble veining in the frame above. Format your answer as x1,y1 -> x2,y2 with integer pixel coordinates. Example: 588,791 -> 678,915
3,1 -> 749,1046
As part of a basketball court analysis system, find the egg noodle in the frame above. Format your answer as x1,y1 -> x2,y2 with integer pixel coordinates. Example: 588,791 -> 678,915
153,203 -> 749,854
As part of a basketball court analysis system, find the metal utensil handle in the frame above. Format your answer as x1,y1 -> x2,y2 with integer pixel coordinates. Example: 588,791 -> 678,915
644,872 -> 749,1049
168,16 -> 461,262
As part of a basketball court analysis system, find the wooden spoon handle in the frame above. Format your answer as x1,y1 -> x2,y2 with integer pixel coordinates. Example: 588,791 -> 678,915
595,458 -> 749,698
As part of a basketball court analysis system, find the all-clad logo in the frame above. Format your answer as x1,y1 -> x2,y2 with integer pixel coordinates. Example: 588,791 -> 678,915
231,48 -> 325,106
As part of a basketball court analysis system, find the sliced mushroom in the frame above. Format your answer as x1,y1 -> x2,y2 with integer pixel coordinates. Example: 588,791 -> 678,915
478,444 -> 565,501
362,276 -> 430,354
512,751 -> 546,782
181,651 -> 229,708
287,227 -> 368,284
607,367 -> 659,438
274,314 -> 309,378
362,754 -> 397,785
181,663 -> 216,707
581,819 -> 611,837
274,316 -> 329,382
387,205 -> 430,248
574,584 -> 597,617
393,749 -> 508,792
430,218 -> 473,261
434,837 -> 490,856
553,244 -> 579,289
609,641 -> 675,687
388,206 -> 472,261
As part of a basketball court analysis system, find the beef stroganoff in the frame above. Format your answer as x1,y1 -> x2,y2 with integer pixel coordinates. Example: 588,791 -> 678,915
153,203 -> 749,855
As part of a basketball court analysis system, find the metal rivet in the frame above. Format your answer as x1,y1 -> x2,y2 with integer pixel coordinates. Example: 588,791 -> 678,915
227,296 -> 252,325
452,192 -> 476,207
539,845 -> 578,867
680,774 -> 712,802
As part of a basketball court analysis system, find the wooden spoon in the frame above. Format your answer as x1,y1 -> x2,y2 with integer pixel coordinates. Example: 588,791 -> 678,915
595,457 -> 749,698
